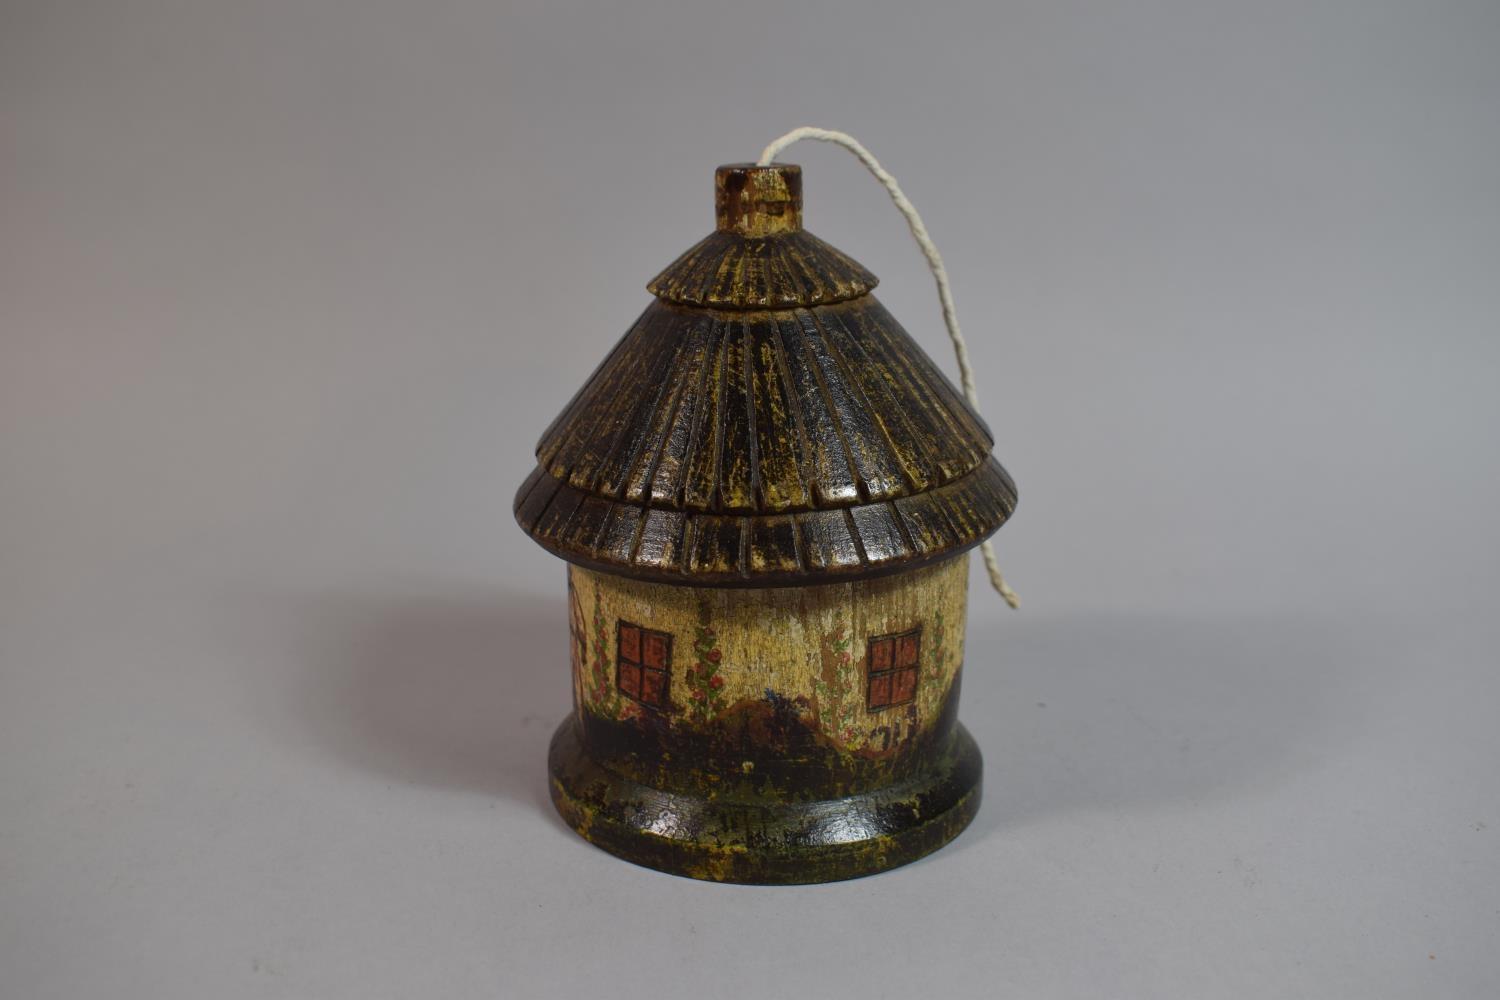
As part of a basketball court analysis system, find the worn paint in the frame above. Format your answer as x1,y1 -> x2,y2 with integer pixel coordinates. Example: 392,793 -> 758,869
570,555 -> 967,752
547,555 -> 984,883
518,163 -> 1016,883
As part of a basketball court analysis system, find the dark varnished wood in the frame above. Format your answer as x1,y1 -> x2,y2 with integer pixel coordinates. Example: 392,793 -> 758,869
548,706 -> 982,884
517,292 -> 1017,585
517,163 -> 1016,882
516,455 -> 1015,586
646,163 -> 878,309
647,229 -> 879,309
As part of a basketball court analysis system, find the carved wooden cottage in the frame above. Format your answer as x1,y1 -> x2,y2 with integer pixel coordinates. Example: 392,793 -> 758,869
515,163 -> 1017,883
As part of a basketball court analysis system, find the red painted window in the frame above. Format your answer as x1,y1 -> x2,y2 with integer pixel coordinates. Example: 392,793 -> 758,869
866,627 -> 921,711
617,621 -> 671,708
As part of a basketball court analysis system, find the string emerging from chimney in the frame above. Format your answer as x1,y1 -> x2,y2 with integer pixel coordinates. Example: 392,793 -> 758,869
759,127 -> 1020,608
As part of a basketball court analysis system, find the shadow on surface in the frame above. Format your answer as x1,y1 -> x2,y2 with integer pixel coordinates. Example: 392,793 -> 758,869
286,588 -> 570,818
278,592 -> 1368,857
945,613 -> 1370,854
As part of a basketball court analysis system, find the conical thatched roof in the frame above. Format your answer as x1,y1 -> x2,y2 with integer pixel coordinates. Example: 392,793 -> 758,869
515,163 -> 1016,586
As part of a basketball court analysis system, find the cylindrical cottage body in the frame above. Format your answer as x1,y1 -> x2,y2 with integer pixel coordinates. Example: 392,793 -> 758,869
515,163 -> 1017,882
570,556 -> 967,775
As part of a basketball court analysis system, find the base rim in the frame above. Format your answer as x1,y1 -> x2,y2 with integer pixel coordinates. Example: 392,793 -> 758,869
546,715 -> 983,884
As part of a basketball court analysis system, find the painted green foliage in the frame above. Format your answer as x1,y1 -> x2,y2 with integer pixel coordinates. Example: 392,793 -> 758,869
684,604 -> 727,723
581,583 -> 950,736
812,618 -> 867,750
923,610 -> 950,694
588,582 -> 616,715
587,581 -> 645,721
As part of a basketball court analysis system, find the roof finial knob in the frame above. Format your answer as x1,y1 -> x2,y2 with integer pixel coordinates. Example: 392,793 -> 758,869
715,163 -> 802,237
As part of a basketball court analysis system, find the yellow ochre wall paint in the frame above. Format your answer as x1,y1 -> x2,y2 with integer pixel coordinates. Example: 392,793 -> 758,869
567,555 -> 968,753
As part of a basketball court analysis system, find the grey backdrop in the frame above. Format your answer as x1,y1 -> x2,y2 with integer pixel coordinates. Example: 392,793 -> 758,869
3,1 -> 1497,997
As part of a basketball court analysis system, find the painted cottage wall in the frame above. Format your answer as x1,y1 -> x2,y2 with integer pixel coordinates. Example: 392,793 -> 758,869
567,556 -> 968,754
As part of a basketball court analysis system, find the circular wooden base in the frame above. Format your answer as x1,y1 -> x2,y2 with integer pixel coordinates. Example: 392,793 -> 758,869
546,716 -> 983,884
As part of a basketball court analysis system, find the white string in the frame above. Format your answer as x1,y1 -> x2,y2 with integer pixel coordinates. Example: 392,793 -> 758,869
759,127 -> 1019,608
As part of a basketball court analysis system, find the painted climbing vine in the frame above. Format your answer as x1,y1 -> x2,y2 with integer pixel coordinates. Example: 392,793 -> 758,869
812,617 -> 868,752
567,555 -> 967,740
683,604 -> 727,723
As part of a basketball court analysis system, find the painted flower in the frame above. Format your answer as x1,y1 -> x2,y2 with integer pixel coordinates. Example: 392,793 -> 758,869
709,674 -> 724,689
707,649 -> 722,664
